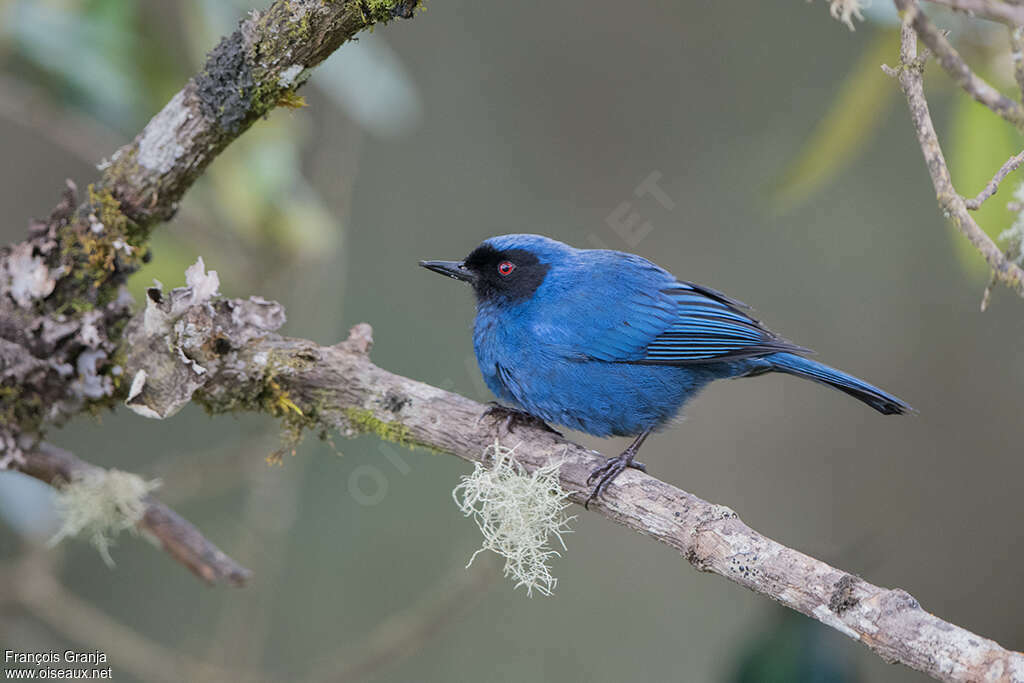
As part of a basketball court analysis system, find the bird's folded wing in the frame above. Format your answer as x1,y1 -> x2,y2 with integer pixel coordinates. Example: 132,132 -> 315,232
639,283 -> 808,363
532,254 -> 806,364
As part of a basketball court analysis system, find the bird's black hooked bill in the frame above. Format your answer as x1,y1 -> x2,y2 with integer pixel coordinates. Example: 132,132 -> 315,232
419,260 -> 477,284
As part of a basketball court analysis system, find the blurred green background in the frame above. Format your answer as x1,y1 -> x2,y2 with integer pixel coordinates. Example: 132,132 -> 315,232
2,1 -> 1023,681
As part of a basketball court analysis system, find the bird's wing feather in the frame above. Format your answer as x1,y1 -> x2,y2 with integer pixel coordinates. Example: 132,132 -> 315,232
639,283 -> 809,363
532,252 -> 807,364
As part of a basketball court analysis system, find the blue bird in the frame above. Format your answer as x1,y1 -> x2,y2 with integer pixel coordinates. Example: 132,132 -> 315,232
420,234 -> 911,507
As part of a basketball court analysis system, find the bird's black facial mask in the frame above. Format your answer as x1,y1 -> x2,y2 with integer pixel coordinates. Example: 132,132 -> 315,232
420,244 -> 550,303
462,245 -> 550,302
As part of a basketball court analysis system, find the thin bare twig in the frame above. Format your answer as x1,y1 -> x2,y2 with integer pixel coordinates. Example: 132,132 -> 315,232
924,0 -> 1024,26
12,443 -> 251,586
897,0 -> 1024,131
965,150 -> 1024,209
1011,26 -> 1024,99
887,3 -> 1024,297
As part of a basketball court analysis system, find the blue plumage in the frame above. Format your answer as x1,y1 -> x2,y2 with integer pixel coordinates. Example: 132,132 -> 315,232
421,234 -> 911,505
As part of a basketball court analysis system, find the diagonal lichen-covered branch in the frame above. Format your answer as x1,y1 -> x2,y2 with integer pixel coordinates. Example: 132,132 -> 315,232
91,267 -> 1020,682
0,0 -> 421,463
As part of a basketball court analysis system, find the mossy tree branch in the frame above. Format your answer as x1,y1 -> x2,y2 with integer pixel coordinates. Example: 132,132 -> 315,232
1,0 -> 421,582
0,0 -> 421,460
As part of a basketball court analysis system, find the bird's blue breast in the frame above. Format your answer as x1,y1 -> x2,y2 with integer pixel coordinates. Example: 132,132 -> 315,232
473,299 -> 746,437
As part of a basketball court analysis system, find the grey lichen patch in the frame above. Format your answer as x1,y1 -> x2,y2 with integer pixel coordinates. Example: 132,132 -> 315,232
136,91 -> 190,174
70,349 -> 112,400
694,503 -> 738,530
50,468 -> 161,567
195,30 -> 256,134
278,64 -> 305,87
4,242 -> 57,308
452,442 -> 575,596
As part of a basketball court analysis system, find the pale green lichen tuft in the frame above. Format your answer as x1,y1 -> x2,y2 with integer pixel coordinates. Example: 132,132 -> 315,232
49,469 -> 161,567
452,441 -> 575,597
1000,181 -> 1024,264
817,0 -> 866,31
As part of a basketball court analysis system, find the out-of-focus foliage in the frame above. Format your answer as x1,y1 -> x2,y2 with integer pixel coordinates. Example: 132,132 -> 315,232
774,30 -> 897,210
3,0 -> 147,129
731,610 -> 860,683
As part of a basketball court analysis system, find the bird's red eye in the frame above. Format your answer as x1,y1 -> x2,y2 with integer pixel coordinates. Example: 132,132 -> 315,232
498,261 -> 515,276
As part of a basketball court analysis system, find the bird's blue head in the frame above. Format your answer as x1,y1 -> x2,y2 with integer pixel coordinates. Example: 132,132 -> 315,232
419,234 -> 573,304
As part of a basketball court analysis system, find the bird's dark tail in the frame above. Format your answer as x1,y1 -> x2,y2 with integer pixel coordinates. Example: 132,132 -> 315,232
764,352 -> 912,415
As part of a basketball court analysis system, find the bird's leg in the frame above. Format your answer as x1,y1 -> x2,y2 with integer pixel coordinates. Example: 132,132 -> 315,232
585,430 -> 651,509
478,402 -> 563,436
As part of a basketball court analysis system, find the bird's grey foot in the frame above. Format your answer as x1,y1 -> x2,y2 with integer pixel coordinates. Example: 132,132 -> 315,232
478,402 -> 562,436
585,448 -> 646,509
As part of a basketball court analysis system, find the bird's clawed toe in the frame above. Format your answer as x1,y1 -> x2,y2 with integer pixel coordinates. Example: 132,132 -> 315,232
478,403 -> 562,436
584,451 -> 646,509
